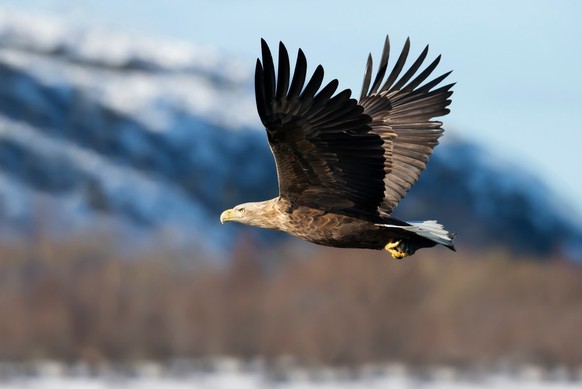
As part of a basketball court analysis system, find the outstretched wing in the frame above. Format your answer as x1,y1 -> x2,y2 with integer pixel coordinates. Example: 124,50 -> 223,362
359,36 -> 454,215
255,40 -> 386,219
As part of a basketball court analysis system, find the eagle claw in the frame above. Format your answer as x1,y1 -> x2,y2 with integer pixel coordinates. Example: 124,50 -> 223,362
385,240 -> 413,260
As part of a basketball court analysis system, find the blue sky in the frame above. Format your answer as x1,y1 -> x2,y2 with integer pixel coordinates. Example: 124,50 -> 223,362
2,0 -> 582,215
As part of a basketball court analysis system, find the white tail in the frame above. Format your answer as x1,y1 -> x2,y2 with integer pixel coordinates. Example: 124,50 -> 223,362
376,220 -> 455,248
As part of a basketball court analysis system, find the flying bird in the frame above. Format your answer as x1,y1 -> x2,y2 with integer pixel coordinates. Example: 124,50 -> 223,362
221,36 -> 455,259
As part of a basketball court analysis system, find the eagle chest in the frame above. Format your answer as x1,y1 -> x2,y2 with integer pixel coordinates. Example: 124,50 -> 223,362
282,206 -> 378,247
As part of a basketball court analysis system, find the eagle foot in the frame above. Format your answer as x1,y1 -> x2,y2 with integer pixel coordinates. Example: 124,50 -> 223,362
384,240 -> 413,260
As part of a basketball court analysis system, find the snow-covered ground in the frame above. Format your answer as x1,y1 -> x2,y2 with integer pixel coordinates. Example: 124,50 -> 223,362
1,361 -> 581,389
2,373 -> 582,388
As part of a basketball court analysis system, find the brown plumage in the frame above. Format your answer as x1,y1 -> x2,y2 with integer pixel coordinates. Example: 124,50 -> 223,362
220,36 -> 455,259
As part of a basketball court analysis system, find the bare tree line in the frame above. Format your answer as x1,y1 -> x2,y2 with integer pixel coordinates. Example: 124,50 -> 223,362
0,235 -> 580,369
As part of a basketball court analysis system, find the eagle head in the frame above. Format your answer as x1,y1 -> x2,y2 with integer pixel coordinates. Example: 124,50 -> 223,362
220,200 -> 280,229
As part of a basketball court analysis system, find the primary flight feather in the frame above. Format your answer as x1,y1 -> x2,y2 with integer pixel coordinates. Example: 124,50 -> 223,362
221,36 -> 455,259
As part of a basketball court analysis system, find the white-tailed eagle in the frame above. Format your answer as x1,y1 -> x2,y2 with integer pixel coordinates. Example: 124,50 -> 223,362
221,36 -> 455,259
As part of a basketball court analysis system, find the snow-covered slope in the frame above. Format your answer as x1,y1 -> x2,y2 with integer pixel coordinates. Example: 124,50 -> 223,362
0,10 -> 273,246
0,10 -> 580,259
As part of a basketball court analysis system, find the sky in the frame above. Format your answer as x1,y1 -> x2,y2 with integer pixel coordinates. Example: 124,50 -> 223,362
1,0 -> 581,215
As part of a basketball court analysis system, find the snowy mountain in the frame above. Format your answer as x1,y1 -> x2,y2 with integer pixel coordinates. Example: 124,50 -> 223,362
0,10 -> 580,259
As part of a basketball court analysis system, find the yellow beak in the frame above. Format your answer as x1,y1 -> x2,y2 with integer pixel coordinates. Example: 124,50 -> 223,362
220,209 -> 234,224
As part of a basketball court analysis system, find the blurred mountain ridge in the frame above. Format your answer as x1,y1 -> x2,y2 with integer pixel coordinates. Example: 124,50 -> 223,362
0,9 -> 580,260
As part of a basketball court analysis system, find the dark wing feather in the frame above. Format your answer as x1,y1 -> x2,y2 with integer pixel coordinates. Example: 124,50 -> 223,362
256,40 -> 386,218
359,36 -> 454,215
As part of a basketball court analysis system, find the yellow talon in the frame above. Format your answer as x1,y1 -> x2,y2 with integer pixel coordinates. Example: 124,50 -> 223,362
384,240 -> 410,260
385,241 -> 400,250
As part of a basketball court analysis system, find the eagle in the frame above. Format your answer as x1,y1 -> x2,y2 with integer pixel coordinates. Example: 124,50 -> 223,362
220,36 -> 455,259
